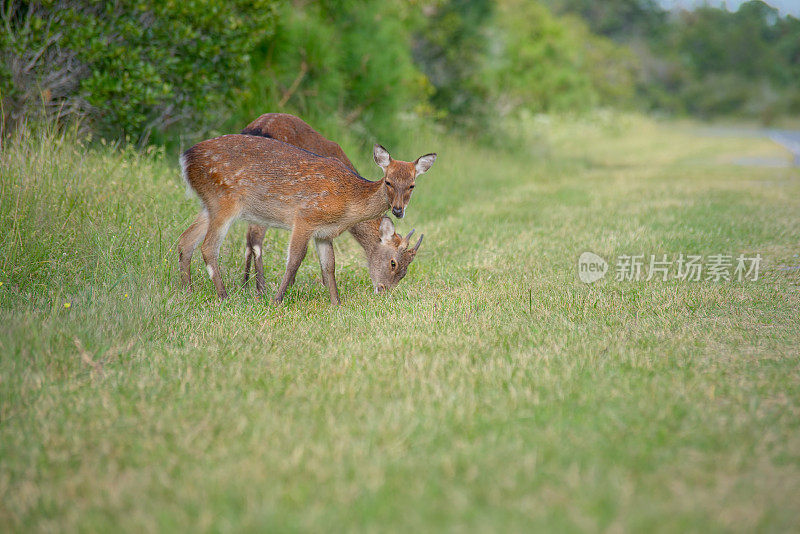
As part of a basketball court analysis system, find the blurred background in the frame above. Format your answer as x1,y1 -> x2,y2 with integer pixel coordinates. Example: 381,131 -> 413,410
1,0 -> 799,148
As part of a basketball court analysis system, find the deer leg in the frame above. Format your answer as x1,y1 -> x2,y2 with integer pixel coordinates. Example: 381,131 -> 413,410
275,227 -> 311,304
244,237 -> 253,286
252,225 -> 268,295
314,238 -> 340,305
201,209 -> 236,300
178,210 -> 209,291
243,224 -> 267,295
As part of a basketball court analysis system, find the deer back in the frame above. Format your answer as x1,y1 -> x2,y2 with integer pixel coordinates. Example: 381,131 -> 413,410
242,113 -> 357,173
181,134 -> 380,229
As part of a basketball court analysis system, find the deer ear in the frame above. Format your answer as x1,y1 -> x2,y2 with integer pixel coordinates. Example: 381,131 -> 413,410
379,216 -> 395,243
374,144 -> 391,171
415,153 -> 437,176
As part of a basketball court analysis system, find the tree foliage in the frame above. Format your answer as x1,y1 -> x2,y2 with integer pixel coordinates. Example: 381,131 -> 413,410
487,0 -> 638,115
1,0 -> 278,143
3,0 -> 796,144
411,0 -> 637,132
231,0 -> 432,146
412,0 -> 494,126
547,0 -> 800,122
544,0 -> 666,41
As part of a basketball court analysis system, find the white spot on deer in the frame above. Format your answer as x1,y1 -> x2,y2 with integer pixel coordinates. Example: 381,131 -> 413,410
180,154 -> 195,199
206,265 -> 215,279
253,245 -> 262,259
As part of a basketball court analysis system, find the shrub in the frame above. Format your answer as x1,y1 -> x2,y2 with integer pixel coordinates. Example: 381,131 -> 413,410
231,0 -> 432,147
1,0 -> 278,143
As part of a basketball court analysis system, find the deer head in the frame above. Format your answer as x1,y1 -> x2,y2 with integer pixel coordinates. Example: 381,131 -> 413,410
374,144 -> 437,219
369,216 -> 424,293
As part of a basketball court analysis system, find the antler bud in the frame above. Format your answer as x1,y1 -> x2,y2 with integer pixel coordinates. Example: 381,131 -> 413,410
413,234 -> 424,252
400,228 -> 415,250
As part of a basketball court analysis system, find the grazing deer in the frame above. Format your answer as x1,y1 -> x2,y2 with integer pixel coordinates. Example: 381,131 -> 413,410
178,134 -> 436,304
240,113 -> 423,294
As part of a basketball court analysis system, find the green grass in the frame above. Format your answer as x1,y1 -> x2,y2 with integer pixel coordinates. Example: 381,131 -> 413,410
1,114 -> 799,532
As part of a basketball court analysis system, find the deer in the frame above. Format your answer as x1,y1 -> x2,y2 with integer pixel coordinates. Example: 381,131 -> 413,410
178,133 -> 436,304
239,113 -> 423,295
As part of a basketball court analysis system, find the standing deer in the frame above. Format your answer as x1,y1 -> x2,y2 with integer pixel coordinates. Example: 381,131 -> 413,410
240,113 -> 423,294
178,134 -> 436,304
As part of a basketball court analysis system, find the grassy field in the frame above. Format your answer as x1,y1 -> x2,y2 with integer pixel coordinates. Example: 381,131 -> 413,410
1,115 -> 799,531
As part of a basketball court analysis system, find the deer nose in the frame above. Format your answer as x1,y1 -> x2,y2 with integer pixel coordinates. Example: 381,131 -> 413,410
375,283 -> 387,293
392,207 -> 404,218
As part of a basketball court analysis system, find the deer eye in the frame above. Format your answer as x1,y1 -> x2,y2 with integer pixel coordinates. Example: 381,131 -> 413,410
409,184 -> 415,189
390,259 -> 397,269
385,181 -> 392,187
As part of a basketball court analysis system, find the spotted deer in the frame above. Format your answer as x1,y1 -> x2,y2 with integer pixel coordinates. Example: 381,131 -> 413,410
178,134 -> 436,304
240,113 -> 423,294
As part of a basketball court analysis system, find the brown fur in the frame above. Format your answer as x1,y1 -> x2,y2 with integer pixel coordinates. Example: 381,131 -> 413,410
178,132 -> 435,304
242,113 -> 356,171
239,113 -> 422,294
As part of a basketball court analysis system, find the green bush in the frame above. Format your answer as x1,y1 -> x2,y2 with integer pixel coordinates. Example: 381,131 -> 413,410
411,0 -> 638,134
411,0 -> 495,128
488,0 -> 598,114
1,0 -> 278,143
231,0 -> 432,147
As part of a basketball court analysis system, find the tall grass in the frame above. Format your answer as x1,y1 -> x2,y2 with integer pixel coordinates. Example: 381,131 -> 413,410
1,123 -> 179,330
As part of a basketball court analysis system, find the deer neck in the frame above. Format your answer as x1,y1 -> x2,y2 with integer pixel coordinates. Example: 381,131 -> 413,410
349,218 -> 382,255
355,180 -> 390,222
